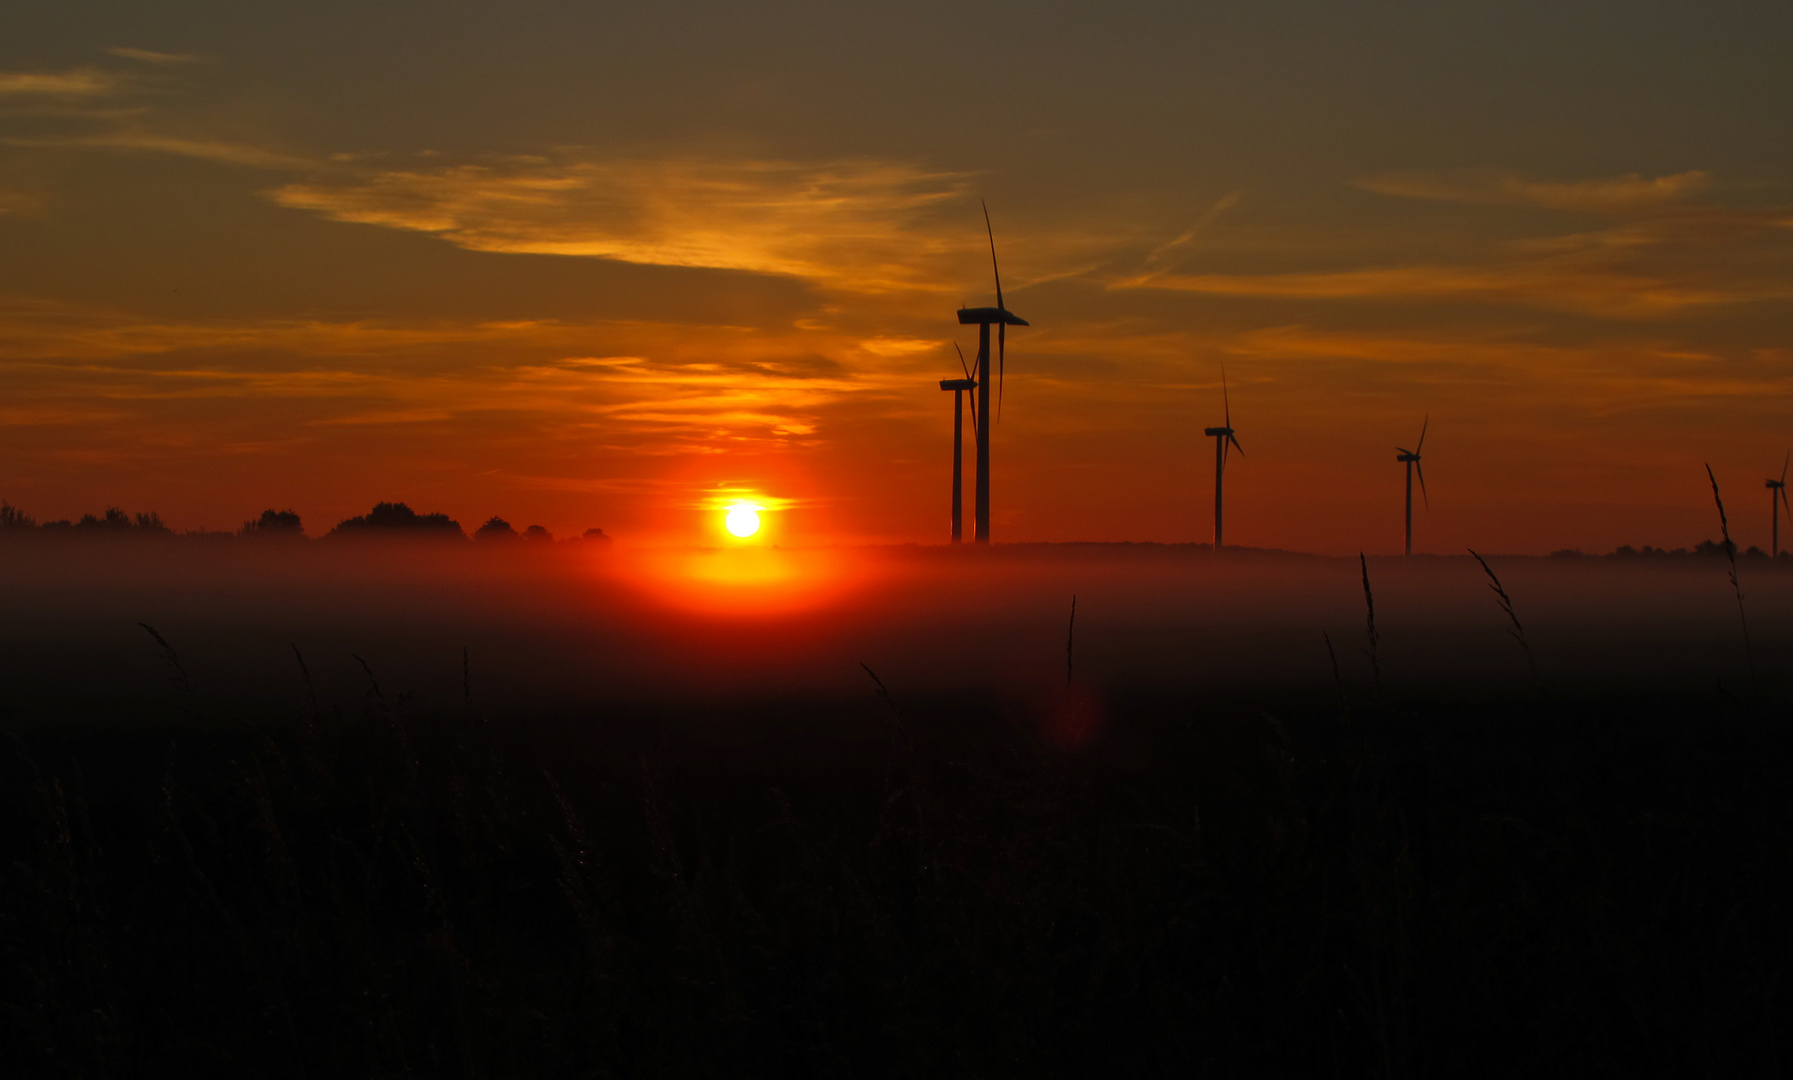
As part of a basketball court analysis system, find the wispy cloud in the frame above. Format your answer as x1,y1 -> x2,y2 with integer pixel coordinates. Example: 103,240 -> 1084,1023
0,188 -> 44,215
1132,191 -> 1244,275
271,156 -> 983,291
104,47 -> 200,66
1,132 -> 315,170
0,68 -> 124,97
1119,177 -> 1793,318
1354,169 -> 1713,214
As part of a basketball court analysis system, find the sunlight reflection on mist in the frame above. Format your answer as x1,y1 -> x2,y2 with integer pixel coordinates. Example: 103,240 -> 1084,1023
619,547 -> 860,617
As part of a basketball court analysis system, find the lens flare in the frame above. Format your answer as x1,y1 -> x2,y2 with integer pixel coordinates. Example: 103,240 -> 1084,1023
724,502 -> 761,538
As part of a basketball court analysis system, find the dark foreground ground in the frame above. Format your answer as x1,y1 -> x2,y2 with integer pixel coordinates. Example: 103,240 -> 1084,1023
4,677 -> 1789,1078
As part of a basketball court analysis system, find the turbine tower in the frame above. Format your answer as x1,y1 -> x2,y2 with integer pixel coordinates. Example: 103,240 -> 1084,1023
1202,372 -> 1243,548
957,202 -> 1027,543
1767,451 -> 1790,558
1396,416 -> 1429,556
939,345 -> 978,543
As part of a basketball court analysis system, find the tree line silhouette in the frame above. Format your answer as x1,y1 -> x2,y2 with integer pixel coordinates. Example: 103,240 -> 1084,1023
0,500 -> 610,544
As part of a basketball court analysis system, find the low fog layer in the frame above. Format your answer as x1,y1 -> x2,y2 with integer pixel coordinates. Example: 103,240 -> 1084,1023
1,540 -> 1784,719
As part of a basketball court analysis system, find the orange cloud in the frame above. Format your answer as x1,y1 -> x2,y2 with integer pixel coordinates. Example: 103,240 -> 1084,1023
272,157 -> 982,292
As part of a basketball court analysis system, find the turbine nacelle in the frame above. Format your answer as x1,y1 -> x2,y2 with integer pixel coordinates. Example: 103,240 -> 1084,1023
939,378 -> 977,392
956,307 -> 1029,326
1396,450 -> 1421,462
1204,426 -> 1234,438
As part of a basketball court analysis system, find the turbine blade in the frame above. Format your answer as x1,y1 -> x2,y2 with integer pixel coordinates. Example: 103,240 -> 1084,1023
997,320 -> 1006,423
1416,461 -> 1430,509
1228,432 -> 1244,457
1781,448 -> 1788,487
953,340 -> 972,382
1416,414 -> 1429,454
982,199 -> 1003,312
1222,365 -> 1231,428
1220,431 -> 1229,470
1395,447 -> 1413,457
1782,486 -> 1791,525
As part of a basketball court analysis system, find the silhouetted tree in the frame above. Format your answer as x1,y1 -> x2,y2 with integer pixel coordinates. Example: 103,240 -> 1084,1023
328,502 -> 465,539
523,525 -> 552,542
0,502 -> 35,530
240,509 -> 305,538
581,527 -> 612,545
474,516 -> 518,541
76,508 -> 134,531
60,507 -> 171,535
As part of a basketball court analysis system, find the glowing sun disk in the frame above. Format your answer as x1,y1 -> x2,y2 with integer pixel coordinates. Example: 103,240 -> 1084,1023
725,502 -> 762,537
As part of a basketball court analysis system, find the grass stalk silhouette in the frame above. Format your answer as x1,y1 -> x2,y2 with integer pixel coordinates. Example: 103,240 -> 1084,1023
1705,464 -> 1756,690
1468,549 -> 1538,681
139,622 -> 197,713
1066,594 -> 1077,691
350,652 -> 387,712
1359,553 -> 1380,686
859,662 -> 903,731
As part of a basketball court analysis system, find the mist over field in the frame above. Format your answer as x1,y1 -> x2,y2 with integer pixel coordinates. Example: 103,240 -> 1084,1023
4,539 -> 1782,722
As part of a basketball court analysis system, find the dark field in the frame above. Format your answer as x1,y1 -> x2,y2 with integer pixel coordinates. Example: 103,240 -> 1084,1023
3,541 -> 1790,1076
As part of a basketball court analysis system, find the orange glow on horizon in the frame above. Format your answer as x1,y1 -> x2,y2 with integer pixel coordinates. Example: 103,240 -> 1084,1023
619,546 -> 859,618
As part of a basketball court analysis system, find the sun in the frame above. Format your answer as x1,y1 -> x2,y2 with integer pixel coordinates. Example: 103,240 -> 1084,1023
724,502 -> 762,538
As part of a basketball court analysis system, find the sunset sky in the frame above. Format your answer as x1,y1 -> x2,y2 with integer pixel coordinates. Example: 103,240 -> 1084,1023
4,1 -> 1793,553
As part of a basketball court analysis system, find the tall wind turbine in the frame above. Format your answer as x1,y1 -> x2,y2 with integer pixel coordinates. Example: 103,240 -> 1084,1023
1396,416 -> 1429,556
1767,451 -> 1790,558
957,202 -> 1028,543
939,344 -> 978,543
1202,373 -> 1243,548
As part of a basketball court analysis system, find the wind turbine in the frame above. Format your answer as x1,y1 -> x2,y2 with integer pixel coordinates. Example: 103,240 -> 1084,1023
1767,451 -> 1790,558
1202,372 -> 1243,548
1396,416 -> 1429,556
939,343 -> 978,543
956,201 -> 1027,543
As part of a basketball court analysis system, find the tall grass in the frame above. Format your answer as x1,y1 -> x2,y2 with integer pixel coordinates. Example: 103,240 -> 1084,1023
1705,464 -> 1756,689
4,613 -> 1792,1075
1359,553 -> 1381,686
1468,549 -> 1538,681
1065,594 -> 1078,690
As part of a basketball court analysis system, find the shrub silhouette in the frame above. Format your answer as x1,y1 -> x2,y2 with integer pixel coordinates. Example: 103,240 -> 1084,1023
523,524 -> 552,542
240,509 -> 304,538
328,501 -> 465,539
581,526 -> 612,545
474,516 -> 518,541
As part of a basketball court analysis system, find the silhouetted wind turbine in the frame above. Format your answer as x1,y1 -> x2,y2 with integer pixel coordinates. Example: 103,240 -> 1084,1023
1202,372 -> 1243,548
1767,451 -> 1790,558
1396,416 -> 1429,556
956,201 -> 1027,543
939,343 -> 978,543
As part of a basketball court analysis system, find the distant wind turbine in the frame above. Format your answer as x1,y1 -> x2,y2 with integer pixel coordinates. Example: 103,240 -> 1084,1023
1202,372 -> 1244,548
1396,416 -> 1429,556
956,201 -> 1028,543
938,343 -> 978,543
1767,451 -> 1790,558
